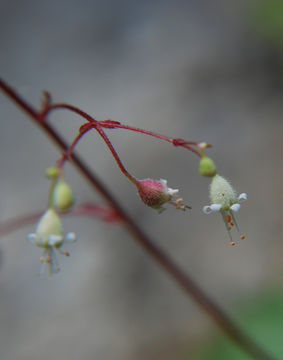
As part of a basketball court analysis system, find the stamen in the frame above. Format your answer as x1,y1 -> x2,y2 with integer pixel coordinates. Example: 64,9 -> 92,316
55,247 -> 70,257
221,212 -> 234,244
241,235 -> 246,240
230,212 -> 240,232
226,215 -> 231,223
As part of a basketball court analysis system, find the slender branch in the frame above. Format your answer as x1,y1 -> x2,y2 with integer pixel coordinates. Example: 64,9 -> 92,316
0,203 -> 121,237
45,102 -> 202,157
0,77 -> 275,360
93,123 -> 137,183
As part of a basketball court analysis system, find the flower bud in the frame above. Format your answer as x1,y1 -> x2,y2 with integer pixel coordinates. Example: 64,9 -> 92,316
45,166 -> 59,179
199,155 -> 217,177
136,178 -> 178,212
53,177 -> 74,211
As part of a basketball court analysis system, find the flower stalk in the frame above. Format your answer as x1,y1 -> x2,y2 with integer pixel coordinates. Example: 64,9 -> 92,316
0,77 -> 275,360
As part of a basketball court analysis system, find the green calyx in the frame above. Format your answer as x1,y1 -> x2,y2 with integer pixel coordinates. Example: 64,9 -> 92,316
199,155 -> 217,177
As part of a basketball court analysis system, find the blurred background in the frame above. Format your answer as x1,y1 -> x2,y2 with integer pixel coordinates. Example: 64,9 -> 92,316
1,0 -> 283,359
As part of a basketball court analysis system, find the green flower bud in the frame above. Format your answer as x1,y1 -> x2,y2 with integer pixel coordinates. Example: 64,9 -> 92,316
199,155 -> 217,177
53,178 -> 74,211
46,167 -> 59,179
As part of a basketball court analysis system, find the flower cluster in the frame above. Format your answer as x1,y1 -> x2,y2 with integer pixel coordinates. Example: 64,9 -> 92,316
27,168 -> 76,277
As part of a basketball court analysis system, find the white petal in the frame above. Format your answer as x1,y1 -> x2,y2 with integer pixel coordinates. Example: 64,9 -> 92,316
48,234 -> 63,246
203,206 -> 212,214
210,204 -> 222,212
65,232 -> 77,243
27,233 -> 37,244
160,179 -> 168,187
238,193 -> 247,203
230,203 -> 241,212
167,187 -> 179,196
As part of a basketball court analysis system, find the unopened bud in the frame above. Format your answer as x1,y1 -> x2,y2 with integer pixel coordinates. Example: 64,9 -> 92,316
136,178 -> 178,212
46,167 -> 59,179
199,155 -> 217,177
53,178 -> 74,211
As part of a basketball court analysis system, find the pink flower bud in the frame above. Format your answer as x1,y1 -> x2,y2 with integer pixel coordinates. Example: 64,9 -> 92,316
136,179 -> 179,212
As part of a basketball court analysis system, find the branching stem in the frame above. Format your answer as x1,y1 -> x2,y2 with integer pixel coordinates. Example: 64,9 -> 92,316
0,77 -> 276,360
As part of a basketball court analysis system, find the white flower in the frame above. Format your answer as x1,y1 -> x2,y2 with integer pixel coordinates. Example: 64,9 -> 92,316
27,208 -> 76,276
203,174 -> 247,245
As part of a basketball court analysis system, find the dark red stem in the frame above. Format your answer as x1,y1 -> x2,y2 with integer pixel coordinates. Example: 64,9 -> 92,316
45,103 -> 202,157
0,78 -> 275,360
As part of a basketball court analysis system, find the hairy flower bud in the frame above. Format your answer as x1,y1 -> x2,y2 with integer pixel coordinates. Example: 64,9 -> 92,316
137,179 -> 176,208
136,178 -> 188,213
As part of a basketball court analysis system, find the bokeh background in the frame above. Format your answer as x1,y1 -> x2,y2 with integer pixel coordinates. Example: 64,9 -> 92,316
1,0 -> 283,359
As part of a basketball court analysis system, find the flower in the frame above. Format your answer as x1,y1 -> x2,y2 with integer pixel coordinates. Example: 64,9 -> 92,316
27,208 -> 76,276
203,174 -> 247,245
136,178 -> 190,213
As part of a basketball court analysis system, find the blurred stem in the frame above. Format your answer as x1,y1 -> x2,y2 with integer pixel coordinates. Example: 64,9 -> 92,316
0,77 -> 276,360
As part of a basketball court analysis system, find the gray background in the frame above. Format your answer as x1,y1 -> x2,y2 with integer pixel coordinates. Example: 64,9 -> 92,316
1,0 -> 283,359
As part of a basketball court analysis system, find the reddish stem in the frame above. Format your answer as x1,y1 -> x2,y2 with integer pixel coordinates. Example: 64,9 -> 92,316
45,102 -> 202,157
57,123 -> 93,168
0,203 -> 121,237
0,78 -> 275,360
93,123 -> 137,183
44,103 -> 137,182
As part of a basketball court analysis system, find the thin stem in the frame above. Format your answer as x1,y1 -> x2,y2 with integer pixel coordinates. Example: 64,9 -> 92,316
57,124 -> 93,168
47,177 -> 57,209
93,124 -> 137,183
45,102 -> 202,157
97,120 -> 202,157
45,103 -> 137,182
0,77 -> 276,360
0,203 -> 121,237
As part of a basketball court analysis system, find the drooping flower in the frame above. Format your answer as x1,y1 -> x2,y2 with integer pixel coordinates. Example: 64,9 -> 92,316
203,174 -> 247,245
136,178 -> 190,213
27,208 -> 76,276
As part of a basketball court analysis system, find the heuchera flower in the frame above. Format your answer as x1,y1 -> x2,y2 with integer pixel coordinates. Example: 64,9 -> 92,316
136,178 -> 189,213
27,208 -> 76,276
203,174 -> 247,245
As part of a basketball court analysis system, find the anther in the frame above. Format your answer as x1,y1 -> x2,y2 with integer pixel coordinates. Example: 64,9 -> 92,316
226,215 -> 231,223
230,242 -> 236,246
241,235 -> 245,240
